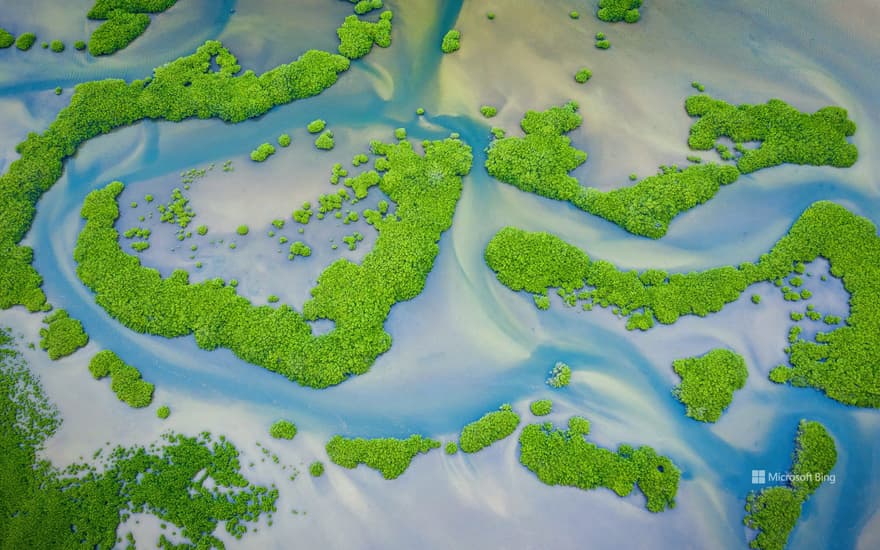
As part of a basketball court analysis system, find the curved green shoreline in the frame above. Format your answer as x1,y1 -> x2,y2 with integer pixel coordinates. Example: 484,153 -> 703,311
74,137 -> 472,388
485,98 -> 856,239
0,14 -> 392,314
486,201 -> 880,407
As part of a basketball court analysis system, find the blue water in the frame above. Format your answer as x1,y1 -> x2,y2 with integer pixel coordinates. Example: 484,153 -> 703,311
4,0 -> 880,548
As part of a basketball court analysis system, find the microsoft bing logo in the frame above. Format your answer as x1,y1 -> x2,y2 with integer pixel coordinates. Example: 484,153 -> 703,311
751,469 -> 766,484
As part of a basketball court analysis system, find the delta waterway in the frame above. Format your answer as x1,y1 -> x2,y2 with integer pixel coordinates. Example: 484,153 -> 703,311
1,1 -> 879,548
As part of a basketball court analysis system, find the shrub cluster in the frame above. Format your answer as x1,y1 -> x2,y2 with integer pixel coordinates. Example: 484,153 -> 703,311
459,404 -> 521,453
597,0 -> 643,23
547,362 -> 572,388
326,434 -> 440,479
337,11 -> 393,59
269,419 -> 297,440
519,416 -> 680,512
88,349 -> 154,407
441,30 -> 460,53
485,200 -> 880,407
250,143 -> 276,162
530,399 -> 552,416
0,28 -> 14,48
39,309 -> 89,360
744,420 -> 836,550
671,349 -> 748,422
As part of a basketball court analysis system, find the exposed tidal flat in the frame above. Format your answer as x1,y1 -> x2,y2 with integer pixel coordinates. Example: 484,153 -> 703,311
2,0 -> 880,548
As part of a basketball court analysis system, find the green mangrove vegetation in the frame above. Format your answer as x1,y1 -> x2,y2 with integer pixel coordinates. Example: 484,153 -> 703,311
307,119 -> 327,133
547,361 -> 572,388
480,105 -> 497,118
88,349 -> 154,408
73,136 -> 472,388
597,0 -> 643,23
485,98 -> 857,238
15,33 -> 36,51
441,29 -> 461,54
519,416 -> 680,512
0,328 -> 277,548
309,461 -> 325,477
0,28 -> 14,49
0,22 -> 381,315
336,11 -> 393,60
269,419 -> 297,440
86,0 -> 178,56
686,95 -> 858,173
744,420 -> 837,550
486,200 -> 880,407
39,309 -> 89,360
326,434 -> 440,479
671,349 -> 748,422
575,68 -> 592,83
459,404 -> 521,453
444,442 -> 458,455
157,404 -> 170,419
315,130 -> 335,150
251,143 -> 276,162
530,399 -> 552,416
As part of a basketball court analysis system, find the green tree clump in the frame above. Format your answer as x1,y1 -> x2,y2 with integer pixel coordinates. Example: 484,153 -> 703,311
309,461 -> 325,477
74,40 -> 87,50
336,11 -> 393,59
50,40 -> 65,52
444,441 -> 458,455
236,224 -> 249,236
459,404 -> 521,453
0,28 -> 14,49
87,0 -> 178,19
39,309 -> 89,360
88,12 -> 151,56
73,136 -> 472,389
595,39 -> 611,49
519,416 -> 680,512
530,399 -> 552,416
0,38 -> 356,313
157,405 -> 170,419
307,119 -> 327,133
671,349 -> 748,422
485,200 -> 880,407
745,420 -> 837,550
326,434 -> 440,479
0,330 -> 277,548
315,130 -> 335,150
278,133 -> 291,147
479,105 -> 497,118
547,362 -> 572,388
250,142 -> 276,162
269,419 -> 297,440
575,68 -> 592,83
88,350 -> 154,408
352,0 -> 384,15
441,29 -> 460,53
686,95 -> 858,173
597,0 -> 643,23
15,33 -> 36,51
288,241 -> 311,259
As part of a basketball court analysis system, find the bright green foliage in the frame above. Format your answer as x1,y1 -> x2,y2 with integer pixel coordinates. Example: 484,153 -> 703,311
157,405 -> 170,419
486,201 -> 880,407
459,404 -> 520,453
309,461 -> 324,477
269,419 -> 297,440
15,33 -> 36,51
745,420 -> 836,550
250,142 -> 276,162
353,0 -> 383,15
692,81 -> 706,92
50,40 -> 65,53
307,119 -> 327,133
88,350 -> 154,408
1,332 -> 277,549
344,170 -> 380,198
236,225 -> 249,236
671,349 -> 748,422
55,87 -> 63,96
596,39 -> 611,49
416,107 -> 425,115
278,133 -> 291,147
519,417 -> 680,512
597,0 -> 643,23
569,11 -> 580,19
0,39 -> 352,313
74,40 -> 87,50
575,68 -> 592,83
487,12 -> 495,20
547,361 -> 572,388
337,11 -> 393,59
293,208 -> 313,224
74,137 -> 472,388
444,442 -> 458,455
480,105 -> 497,118
343,232 -> 364,250
130,241 -> 149,252
87,0 -> 178,19
39,309 -> 89,360
289,241 -> 311,258
89,12 -> 151,56
530,399 -> 552,416
196,225 -> 208,236
315,131 -> 335,150
596,32 -> 606,40
752,294 -> 761,304
394,127 -> 407,140
157,188 -> 195,238
0,28 -> 14,49
352,153 -> 369,166
326,434 -> 440,479
824,315 -> 841,325
686,95 -> 858,173
441,29 -> 461,53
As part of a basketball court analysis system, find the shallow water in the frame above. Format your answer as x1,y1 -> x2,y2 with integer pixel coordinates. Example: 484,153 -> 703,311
2,0 -> 879,548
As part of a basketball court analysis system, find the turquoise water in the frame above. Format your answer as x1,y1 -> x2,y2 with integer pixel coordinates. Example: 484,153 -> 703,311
3,0 -> 880,548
